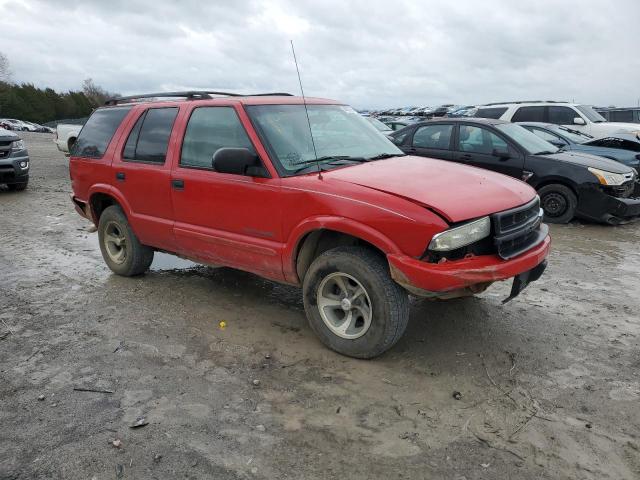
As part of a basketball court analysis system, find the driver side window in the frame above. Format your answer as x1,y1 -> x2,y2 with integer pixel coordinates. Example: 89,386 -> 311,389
180,107 -> 254,169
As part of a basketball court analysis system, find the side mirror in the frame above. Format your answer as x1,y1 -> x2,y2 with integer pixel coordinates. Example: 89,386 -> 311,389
492,147 -> 510,159
573,117 -> 586,126
212,148 -> 267,177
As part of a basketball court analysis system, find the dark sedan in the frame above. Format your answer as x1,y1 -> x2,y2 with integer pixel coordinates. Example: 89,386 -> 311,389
391,118 -> 640,224
518,122 -> 640,172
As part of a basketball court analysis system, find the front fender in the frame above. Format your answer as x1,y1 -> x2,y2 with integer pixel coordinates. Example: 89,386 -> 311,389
282,215 -> 402,283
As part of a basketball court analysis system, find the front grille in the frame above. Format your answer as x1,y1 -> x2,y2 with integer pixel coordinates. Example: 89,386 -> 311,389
0,150 -> 10,159
604,180 -> 635,199
492,197 -> 546,260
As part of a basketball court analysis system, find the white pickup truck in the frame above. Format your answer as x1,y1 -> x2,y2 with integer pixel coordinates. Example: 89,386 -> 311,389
54,124 -> 83,154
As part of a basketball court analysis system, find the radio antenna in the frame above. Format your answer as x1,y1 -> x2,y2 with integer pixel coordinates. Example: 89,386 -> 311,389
290,40 -> 321,179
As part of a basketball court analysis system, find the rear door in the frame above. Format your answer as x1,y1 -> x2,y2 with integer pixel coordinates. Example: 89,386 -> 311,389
452,123 -> 524,178
404,123 -> 454,160
110,106 -> 179,251
169,105 -> 283,280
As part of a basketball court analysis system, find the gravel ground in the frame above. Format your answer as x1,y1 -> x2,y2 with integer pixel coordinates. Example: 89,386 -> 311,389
1,132 -> 639,480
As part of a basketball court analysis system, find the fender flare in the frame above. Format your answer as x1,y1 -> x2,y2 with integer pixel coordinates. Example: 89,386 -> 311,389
87,184 -> 134,224
282,215 -> 401,283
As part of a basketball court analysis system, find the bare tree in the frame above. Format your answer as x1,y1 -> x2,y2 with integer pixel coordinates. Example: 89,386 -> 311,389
0,52 -> 12,83
82,78 -> 111,105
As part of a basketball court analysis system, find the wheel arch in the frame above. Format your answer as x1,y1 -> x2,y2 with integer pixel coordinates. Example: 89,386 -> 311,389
88,185 -> 132,225
285,217 -> 401,284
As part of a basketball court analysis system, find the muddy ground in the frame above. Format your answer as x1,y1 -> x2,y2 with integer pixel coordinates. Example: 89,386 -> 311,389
0,132 -> 639,480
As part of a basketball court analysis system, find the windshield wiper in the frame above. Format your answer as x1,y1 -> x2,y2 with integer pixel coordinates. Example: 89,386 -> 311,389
535,150 -> 558,155
366,153 -> 406,160
289,156 -> 368,174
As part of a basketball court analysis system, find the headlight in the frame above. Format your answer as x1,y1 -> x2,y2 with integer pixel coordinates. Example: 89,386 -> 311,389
587,167 -> 628,186
428,216 -> 491,252
19,160 -> 28,169
11,139 -> 25,151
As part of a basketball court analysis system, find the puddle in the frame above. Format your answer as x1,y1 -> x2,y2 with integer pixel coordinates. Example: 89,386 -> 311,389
88,234 -> 198,271
150,252 -> 198,271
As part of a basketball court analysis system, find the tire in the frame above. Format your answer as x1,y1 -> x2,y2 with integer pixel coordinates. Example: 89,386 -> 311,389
538,183 -> 577,224
97,205 -> 154,276
302,246 -> 410,359
7,181 -> 28,191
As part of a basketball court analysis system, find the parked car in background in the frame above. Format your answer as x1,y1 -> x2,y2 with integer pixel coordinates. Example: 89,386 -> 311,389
365,116 -> 393,136
0,128 -> 30,191
23,121 -> 54,133
446,106 -> 476,117
519,123 -> 640,171
596,107 -> 640,124
430,105 -> 455,117
0,119 -> 29,131
55,124 -> 83,154
69,91 -> 550,358
391,118 -> 640,224
482,101 -> 640,139
383,120 -> 410,131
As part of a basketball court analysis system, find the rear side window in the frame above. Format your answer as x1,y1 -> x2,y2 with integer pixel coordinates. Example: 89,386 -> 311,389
180,107 -> 254,169
475,107 -> 507,119
458,125 -> 508,154
123,107 -> 178,163
73,107 -> 132,158
548,106 -> 577,125
511,106 -> 545,122
412,124 -> 453,149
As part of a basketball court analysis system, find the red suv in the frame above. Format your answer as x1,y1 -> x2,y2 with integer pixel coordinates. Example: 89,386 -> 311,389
69,91 -> 550,358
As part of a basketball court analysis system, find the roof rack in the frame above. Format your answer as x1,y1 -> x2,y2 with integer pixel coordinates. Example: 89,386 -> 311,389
482,100 -> 570,106
105,91 -> 293,106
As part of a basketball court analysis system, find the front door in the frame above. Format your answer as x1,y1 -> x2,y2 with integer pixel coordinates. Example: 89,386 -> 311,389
110,106 -> 179,251
170,105 -> 283,281
452,124 -> 524,178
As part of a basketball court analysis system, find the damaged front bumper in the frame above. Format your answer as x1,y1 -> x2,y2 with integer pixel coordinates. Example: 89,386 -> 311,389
576,183 -> 640,225
388,234 -> 550,300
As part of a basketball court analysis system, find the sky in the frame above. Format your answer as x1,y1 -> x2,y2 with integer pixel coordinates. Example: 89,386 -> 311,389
1,0 -> 639,109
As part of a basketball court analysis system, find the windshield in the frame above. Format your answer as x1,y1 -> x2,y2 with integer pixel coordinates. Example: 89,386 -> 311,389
576,105 -> 606,123
366,116 -> 391,132
495,123 -> 559,155
246,104 -> 403,175
553,125 -> 593,143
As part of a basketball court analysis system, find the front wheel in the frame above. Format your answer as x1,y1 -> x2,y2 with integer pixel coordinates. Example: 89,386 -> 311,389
98,205 -> 154,276
538,183 -> 577,224
303,246 -> 410,359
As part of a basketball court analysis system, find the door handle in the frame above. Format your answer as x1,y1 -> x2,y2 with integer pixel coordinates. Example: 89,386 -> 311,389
171,179 -> 184,190
115,172 -> 125,181
460,154 -> 472,161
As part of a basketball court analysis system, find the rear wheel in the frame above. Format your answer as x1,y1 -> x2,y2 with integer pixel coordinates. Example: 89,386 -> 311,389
98,205 -> 154,276
302,246 -> 410,359
538,184 -> 577,224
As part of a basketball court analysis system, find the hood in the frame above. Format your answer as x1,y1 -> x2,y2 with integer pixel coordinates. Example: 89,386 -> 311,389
543,151 -> 633,173
602,122 -> 640,134
0,127 -> 19,141
323,156 -> 535,223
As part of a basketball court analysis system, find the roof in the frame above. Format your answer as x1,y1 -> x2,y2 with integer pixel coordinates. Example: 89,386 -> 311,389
480,100 -> 573,107
104,91 -> 341,107
418,117 -> 510,126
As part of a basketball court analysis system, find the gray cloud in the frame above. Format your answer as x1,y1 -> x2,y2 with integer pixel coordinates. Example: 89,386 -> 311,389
1,0 -> 638,108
